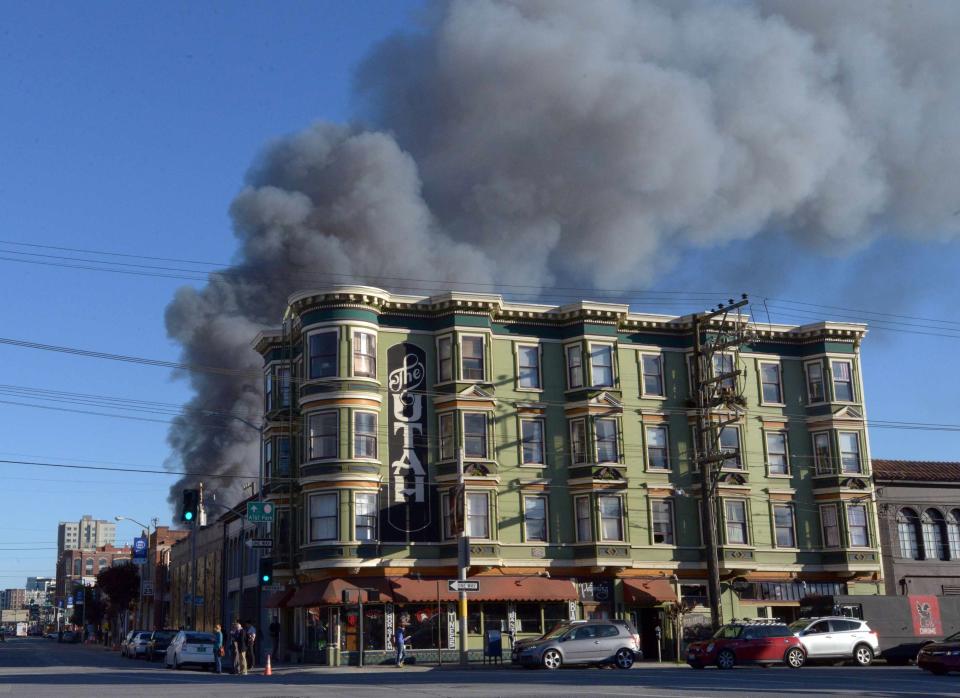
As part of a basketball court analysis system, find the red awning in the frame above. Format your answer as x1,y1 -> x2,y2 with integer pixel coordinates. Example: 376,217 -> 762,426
265,588 -> 295,609
622,578 -> 677,606
286,577 -> 394,607
391,576 -> 577,603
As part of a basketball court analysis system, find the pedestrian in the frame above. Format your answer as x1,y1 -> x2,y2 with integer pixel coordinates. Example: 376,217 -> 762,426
245,620 -> 257,670
394,625 -> 405,667
213,624 -> 224,675
232,621 -> 248,675
269,617 -> 280,663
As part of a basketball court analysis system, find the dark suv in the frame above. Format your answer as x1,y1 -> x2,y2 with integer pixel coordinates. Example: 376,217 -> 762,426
512,619 -> 642,670
146,629 -> 178,661
687,620 -> 806,670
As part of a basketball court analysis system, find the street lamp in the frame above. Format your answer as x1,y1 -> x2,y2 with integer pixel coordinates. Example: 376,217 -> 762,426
115,515 -> 158,633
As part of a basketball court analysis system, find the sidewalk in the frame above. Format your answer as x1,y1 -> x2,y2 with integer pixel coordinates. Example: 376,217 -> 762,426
251,660 -> 688,677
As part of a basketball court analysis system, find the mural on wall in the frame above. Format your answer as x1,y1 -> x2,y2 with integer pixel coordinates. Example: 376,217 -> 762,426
910,594 -> 942,636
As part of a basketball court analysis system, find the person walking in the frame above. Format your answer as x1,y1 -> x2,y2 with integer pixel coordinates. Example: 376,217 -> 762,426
245,621 -> 258,670
394,625 -> 406,667
232,621 -> 248,675
269,617 -> 280,664
213,624 -> 224,675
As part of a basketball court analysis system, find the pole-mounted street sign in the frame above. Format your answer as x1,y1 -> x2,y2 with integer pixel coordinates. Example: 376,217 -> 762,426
447,580 -> 480,593
247,501 -> 275,523
246,538 -> 273,549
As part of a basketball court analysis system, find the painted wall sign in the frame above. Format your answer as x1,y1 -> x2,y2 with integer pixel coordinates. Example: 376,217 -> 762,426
909,594 -> 942,636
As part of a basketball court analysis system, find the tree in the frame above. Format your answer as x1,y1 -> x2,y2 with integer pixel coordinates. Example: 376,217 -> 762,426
96,563 -> 140,616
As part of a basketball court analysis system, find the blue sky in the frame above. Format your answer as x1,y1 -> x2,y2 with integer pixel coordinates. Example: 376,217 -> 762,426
0,1 -> 957,585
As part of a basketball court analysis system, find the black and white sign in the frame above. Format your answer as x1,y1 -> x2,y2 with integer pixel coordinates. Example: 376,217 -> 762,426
447,580 -> 480,593
247,538 -> 273,549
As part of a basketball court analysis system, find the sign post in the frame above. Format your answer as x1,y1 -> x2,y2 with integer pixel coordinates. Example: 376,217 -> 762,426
447,580 -> 480,593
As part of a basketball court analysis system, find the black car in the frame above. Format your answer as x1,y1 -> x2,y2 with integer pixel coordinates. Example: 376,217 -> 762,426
917,631 -> 960,675
146,629 -> 178,661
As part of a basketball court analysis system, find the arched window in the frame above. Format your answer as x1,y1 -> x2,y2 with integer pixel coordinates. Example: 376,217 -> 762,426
85,558 -> 94,574
73,558 -> 81,576
98,557 -> 107,571
897,508 -> 922,560
922,509 -> 949,561
948,510 -> 960,560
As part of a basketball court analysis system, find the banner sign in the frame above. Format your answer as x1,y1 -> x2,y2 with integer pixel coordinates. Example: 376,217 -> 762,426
132,535 -> 148,565
383,342 -> 436,542
910,594 -> 942,636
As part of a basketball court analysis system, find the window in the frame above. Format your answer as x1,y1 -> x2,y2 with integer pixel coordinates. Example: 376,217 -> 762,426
73,559 -> 81,576
463,412 -> 489,459
651,500 -> 674,545
847,504 -> 870,547
520,418 -> 545,465
760,362 -> 783,404
265,366 -> 291,411
725,500 -> 748,545
806,361 -> 825,403
441,491 -> 456,540
467,492 -> 490,538
712,353 -> 735,391
575,496 -> 592,542
640,354 -> 664,397
517,345 -> 541,390
599,495 -> 624,542
85,558 -> 94,574
590,344 -> 614,387
838,432 -> 862,474
515,602 -> 543,635
832,360 -> 854,401
566,345 -> 583,389
309,493 -> 338,541
98,557 -> 107,571
813,432 -> 832,474
773,504 -> 796,548
439,412 -> 455,461
353,331 -> 377,378
461,336 -> 485,381
645,425 -> 670,470
355,492 -> 378,542
264,439 -> 273,480
765,432 -> 789,475
719,426 -> 741,469
307,411 -> 338,460
948,510 -> 960,560
595,418 -> 619,463
277,437 -> 290,477
820,504 -> 841,547
307,331 -> 338,379
570,419 -> 587,465
438,336 -> 453,382
523,495 -> 547,542
897,508 -> 923,560
922,509 -> 949,561
354,411 -> 378,459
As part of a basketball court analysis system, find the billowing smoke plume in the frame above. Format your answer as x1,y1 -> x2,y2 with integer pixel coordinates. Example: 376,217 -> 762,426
165,0 -> 960,508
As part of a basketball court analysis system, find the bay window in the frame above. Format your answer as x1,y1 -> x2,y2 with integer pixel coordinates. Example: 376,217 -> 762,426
461,336 -> 485,381
595,418 -> 619,463
353,331 -> 377,378
309,493 -> 338,542
463,412 -> 489,459
838,432 -> 862,473
353,411 -> 378,459
806,361 -> 825,403
307,411 -> 338,460
355,492 -> 378,541
570,419 -> 587,465
467,492 -> 490,538
724,500 -> 748,545
832,360 -> 854,402
439,412 -> 455,461
575,496 -> 592,542
719,426 -> 741,469
566,344 -> 583,389
599,495 -> 624,542
847,504 -> 870,547
307,331 -> 338,379
437,335 -> 453,382
590,344 -> 614,387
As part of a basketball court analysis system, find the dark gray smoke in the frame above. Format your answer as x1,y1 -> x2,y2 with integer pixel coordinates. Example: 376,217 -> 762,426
165,0 -> 960,510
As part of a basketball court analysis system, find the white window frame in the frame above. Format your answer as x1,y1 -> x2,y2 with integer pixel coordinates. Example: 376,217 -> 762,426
522,494 -> 548,543
520,417 -> 546,466
437,334 -> 454,383
265,364 -> 291,412
764,430 -> 790,476
352,409 -> 378,460
838,431 -> 863,474
651,498 -> 675,546
719,425 -> 743,470
565,344 -> 584,390
645,424 -> 671,471
466,491 -> 491,540
846,503 -> 871,548
306,410 -> 339,461
575,495 -> 592,542
352,330 -> 377,379
598,494 -> 625,542
309,492 -> 339,542
569,418 -> 588,465
441,491 -> 455,540
594,417 -> 620,464
820,503 -> 841,548
460,334 -> 486,382
588,342 -> 615,388
305,328 -> 340,380
712,352 -> 736,392
830,359 -> 855,403
438,411 -> 455,461
758,360 -> 784,406
812,431 -> 833,474
724,499 -> 750,546
804,360 -> 826,404
462,411 -> 490,460
354,491 -> 378,542
639,352 -> 665,398
772,503 -> 797,549
516,343 -> 542,391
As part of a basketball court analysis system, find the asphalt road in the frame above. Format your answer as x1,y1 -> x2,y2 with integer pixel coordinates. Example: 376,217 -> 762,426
0,636 -> 957,697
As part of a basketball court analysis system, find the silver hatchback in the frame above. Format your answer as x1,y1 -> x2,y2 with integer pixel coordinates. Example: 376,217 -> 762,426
789,617 -> 880,666
512,620 -> 642,670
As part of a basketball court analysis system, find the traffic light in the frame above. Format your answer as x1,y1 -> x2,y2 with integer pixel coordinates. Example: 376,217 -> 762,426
181,489 -> 199,523
258,557 -> 273,586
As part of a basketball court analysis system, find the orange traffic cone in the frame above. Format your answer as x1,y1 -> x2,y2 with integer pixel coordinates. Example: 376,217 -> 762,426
265,653 -> 273,676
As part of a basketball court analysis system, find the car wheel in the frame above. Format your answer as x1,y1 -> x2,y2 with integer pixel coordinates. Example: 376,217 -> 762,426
853,644 -> 873,667
614,648 -> 634,669
785,647 -> 805,669
542,649 -> 563,670
174,654 -> 181,670
716,649 -> 735,670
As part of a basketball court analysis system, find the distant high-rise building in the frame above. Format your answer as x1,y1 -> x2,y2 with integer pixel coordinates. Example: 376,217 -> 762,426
1,588 -> 26,611
57,515 -> 116,557
25,576 -> 54,592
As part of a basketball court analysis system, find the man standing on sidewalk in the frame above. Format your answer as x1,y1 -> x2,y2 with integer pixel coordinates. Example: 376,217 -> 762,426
232,621 -> 248,675
269,617 -> 280,664
245,620 -> 258,670
394,625 -> 406,667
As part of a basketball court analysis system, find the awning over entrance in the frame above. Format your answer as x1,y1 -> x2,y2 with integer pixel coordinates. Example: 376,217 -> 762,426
265,588 -> 295,609
391,576 -> 578,603
622,578 -> 677,606
287,577 -> 394,607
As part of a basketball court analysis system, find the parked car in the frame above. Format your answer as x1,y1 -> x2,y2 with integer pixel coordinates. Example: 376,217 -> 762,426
788,617 -> 880,666
164,631 -> 217,670
59,630 -> 79,643
120,631 -> 134,656
146,629 -> 178,661
123,630 -> 152,659
917,631 -> 960,675
686,619 -> 806,670
511,619 -> 642,670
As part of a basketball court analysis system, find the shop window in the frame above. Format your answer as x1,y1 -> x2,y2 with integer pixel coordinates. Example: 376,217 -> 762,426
483,602 -> 508,634
543,602 -> 569,632
396,604 -> 449,649
515,603 -> 543,635
361,606 -> 385,650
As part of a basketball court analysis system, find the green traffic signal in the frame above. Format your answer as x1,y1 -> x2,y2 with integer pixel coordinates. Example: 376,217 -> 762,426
184,511 -> 193,521
258,557 -> 273,586
181,489 -> 199,523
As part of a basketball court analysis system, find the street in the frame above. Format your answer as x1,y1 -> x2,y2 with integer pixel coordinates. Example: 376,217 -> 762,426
0,637 -> 957,698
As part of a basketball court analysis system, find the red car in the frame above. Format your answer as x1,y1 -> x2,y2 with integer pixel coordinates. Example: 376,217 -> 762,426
687,620 -> 806,670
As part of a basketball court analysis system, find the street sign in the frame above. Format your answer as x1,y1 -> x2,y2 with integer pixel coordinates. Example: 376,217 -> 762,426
194,595 -> 204,607
261,584 -> 283,593
447,580 -> 480,593
132,535 -> 148,565
66,596 -> 74,608
142,582 -> 154,596
246,538 -> 273,549
247,501 -> 275,523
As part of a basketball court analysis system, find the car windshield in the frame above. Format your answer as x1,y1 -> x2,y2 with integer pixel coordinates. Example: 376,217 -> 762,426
713,625 -> 743,639
542,623 -> 573,639
153,631 -> 175,641
943,631 -> 960,643
136,632 -> 151,640
185,633 -> 215,644
788,620 -> 811,632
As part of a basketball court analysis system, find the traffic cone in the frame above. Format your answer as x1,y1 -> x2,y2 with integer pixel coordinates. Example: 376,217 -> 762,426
264,653 -> 273,676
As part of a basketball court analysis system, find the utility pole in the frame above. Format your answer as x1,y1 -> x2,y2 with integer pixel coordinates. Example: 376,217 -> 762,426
457,447 -> 469,667
190,482 -> 202,630
692,295 -> 749,631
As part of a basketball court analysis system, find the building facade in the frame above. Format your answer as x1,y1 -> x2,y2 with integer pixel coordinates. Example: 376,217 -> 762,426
57,516 -> 116,557
1,588 -> 25,611
142,526 -> 189,630
56,545 -> 131,603
874,459 -> 960,597
253,286 -> 883,664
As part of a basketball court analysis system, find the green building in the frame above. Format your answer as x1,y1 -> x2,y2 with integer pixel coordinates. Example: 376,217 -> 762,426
255,285 -> 882,665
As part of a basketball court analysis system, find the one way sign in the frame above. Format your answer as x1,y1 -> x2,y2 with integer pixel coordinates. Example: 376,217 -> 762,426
447,580 -> 480,593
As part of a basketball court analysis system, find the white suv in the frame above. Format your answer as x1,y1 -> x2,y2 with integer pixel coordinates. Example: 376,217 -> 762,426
789,617 -> 880,666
